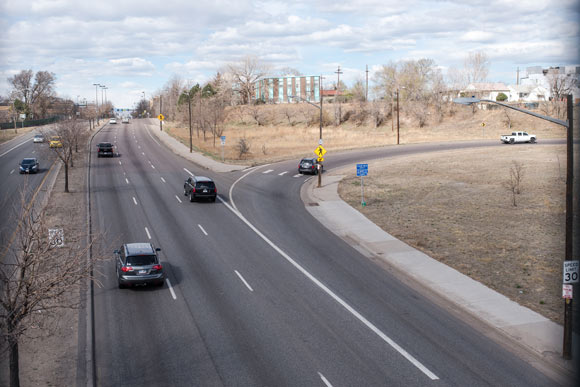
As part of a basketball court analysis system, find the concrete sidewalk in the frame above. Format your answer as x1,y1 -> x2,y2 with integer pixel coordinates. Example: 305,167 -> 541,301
301,171 -> 578,380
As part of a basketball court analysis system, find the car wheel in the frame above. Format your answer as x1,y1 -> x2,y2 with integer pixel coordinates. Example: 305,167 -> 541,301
184,187 -> 188,196
189,192 -> 195,202
530,137 -> 536,143
509,138 -> 514,144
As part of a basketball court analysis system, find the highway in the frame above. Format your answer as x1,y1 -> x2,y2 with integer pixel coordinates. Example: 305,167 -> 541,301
89,119 -> 561,386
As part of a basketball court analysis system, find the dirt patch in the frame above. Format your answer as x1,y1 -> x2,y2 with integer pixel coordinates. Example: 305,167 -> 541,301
338,144 -> 567,324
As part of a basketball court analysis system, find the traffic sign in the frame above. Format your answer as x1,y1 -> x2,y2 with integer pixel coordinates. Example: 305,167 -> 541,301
314,145 -> 326,157
563,284 -> 573,299
357,163 -> 368,177
158,114 -> 165,121
317,157 -> 324,162
563,261 -> 579,283
220,136 -> 226,145
318,139 -> 323,145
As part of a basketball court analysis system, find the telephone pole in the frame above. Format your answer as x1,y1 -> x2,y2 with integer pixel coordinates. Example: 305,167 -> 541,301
365,65 -> 369,101
159,96 -> 163,131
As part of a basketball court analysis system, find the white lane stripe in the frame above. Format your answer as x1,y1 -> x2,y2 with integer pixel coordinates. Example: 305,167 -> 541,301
161,177 -> 166,183
278,171 -> 288,176
132,197 -> 138,205
151,164 -> 155,169
138,145 -> 141,149
0,139 -> 29,157
175,195 -> 182,203
125,178 -> 129,184
183,167 -> 194,176
32,150 -> 36,154
198,224 -> 208,236
263,169 -> 273,174
10,169 -> 15,174
293,174 -> 302,177
145,227 -> 151,239
142,152 -> 145,156
235,270 -> 254,292
166,278 -> 177,300
146,126 -> 161,146
218,197 -> 439,380
318,373 -> 333,387
119,161 -> 122,165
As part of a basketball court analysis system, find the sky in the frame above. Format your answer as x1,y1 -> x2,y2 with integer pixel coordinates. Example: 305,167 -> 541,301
1,0 -> 579,109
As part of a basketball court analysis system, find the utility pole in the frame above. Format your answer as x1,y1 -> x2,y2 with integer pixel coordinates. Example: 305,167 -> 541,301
319,75 -> 323,141
188,94 -> 192,152
365,65 -> 369,102
159,96 -> 163,131
93,83 -> 100,124
563,94 -> 574,359
335,65 -> 343,125
396,88 -> 400,145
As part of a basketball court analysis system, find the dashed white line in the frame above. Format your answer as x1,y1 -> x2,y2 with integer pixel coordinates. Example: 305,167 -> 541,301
293,174 -> 302,177
119,161 -> 122,165
142,152 -> 145,156
0,139 -> 29,157
132,197 -> 138,205
32,150 -> 36,154
183,167 -> 194,176
166,278 -> 177,300
138,145 -> 141,149
160,177 -> 166,183
175,195 -> 182,203
318,372 -> 333,387
150,164 -> 155,169
262,169 -> 273,174
198,224 -> 208,236
278,171 -> 288,176
235,270 -> 254,292
145,227 -> 151,239
125,178 -> 129,184
10,169 -> 15,174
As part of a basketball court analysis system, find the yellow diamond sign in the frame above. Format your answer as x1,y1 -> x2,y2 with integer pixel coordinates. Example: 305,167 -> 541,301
314,145 -> 326,158
158,114 -> 165,121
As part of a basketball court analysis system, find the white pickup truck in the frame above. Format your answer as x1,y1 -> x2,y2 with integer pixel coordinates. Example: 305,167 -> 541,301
500,131 -> 537,144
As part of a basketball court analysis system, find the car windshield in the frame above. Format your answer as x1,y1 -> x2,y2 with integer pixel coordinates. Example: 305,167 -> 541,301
126,255 -> 157,266
301,160 -> 312,165
196,181 -> 215,189
34,135 -> 43,138
21,159 -> 35,165
99,144 -> 112,148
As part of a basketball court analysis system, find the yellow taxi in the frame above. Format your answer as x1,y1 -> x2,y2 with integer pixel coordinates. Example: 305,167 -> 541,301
49,136 -> 62,148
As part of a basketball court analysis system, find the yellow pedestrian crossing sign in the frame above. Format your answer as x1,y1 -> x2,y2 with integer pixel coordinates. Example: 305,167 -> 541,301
315,145 -> 326,158
158,114 -> 165,121
317,157 -> 324,162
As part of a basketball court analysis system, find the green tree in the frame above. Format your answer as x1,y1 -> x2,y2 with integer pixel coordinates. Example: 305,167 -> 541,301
496,92 -> 508,102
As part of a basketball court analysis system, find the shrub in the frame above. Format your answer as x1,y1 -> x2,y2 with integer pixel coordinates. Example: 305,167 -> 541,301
496,92 -> 508,102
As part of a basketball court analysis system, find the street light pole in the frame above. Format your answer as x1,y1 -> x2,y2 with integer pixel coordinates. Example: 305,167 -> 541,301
454,95 -> 574,359
93,83 -> 100,124
396,89 -> 400,145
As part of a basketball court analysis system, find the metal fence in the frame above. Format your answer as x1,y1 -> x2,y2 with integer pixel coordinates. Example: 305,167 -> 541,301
0,116 -> 60,130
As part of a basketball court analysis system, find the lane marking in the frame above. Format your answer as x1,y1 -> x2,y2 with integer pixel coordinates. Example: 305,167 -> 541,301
125,178 -> 129,184
138,146 -> 141,149
235,270 -> 254,292
318,373 -> 333,387
175,195 -> 182,203
118,161 -> 122,165
142,152 -> 145,156
145,227 -> 151,239
166,278 -> 177,300
32,150 -> 36,154
278,171 -> 288,176
228,164 -> 270,212
293,174 -> 302,177
10,169 -> 15,174
0,139 -> 29,157
218,196 -> 439,380
132,197 -> 138,205
160,177 -> 166,183
150,164 -> 155,169
198,224 -> 208,236
183,168 -> 194,177
263,169 -> 273,174
146,127 -> 161,146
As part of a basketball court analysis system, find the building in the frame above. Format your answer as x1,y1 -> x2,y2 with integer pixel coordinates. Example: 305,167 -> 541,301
253,75 -> 321,104
463,82 -> 510,101
507,84 -> 548,102
519,65 -> 580,101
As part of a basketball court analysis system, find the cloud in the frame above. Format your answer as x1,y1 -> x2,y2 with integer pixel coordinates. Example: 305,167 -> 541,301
108,58 -> 156,76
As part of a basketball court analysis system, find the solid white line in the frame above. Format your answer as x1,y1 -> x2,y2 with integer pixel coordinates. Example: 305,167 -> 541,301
218,197 -> 439,380
278,171 -> 288,176
125,178 -> 129,184
263,169 -> 273,174
146,126 -> 161,146
293,174 -> 302,177
318,372 -> 333,387
183,167 -> 194,176
160,177 -> 166,183
228,164 -> 270,212
145,227 -> 151,239
235,270 -> 254,292
175,195 -> 182,203
0,139 -> 29,157
198,224 -> 208,236
166,278 -> 177,300
132,197 -> 138,205
10,169 -> 15,174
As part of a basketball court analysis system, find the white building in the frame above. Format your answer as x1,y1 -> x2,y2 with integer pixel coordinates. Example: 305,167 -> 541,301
463,82 -> 510,101
507,84 -> 548,102
519,65 -> 580,101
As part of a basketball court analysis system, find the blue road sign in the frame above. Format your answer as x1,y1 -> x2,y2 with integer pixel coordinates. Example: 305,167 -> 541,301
356,163 -> 368,177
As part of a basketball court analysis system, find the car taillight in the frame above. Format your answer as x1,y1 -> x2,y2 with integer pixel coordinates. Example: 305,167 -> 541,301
152,264 -> 162,270
214,188 -> 217,193
121,266 -> 133,272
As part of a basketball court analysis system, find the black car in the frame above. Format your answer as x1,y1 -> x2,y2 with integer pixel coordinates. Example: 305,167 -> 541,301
19,158 -> 39,174
183,176 -> 217,202
298,157 -> 322,175
97,142 -> 114,157
115,243 -> 164,288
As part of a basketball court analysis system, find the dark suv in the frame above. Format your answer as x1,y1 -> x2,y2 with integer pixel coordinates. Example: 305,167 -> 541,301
97,142 -> 114,157
184,176 -> 217,202
298,157 -> 322,175
115,243 -> 164,288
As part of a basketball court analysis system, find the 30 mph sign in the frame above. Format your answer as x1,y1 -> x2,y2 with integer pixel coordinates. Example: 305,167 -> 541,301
563,261 -> 579,283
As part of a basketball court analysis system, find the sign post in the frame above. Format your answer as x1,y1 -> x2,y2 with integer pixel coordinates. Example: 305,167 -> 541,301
356,164 -> 368,206
220,136 -> 226,162
314,145 -> 327,188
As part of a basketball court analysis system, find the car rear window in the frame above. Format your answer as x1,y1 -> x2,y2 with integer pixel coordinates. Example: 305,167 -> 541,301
126,255 -> 157,266
196,181 -> 215,189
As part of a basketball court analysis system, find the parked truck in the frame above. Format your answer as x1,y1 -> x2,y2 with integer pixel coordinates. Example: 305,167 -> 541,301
500,131 -> 537,144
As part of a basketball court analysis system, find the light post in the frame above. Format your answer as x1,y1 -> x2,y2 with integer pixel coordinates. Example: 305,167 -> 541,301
289,93 -> 324,188
93,83 -> 100,124
454,95 -> 575,359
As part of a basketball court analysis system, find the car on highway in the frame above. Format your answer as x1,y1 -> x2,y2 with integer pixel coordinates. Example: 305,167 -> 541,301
500,131 -> 536,144
109,118 -> 117,124
49,136 -> 62,148
184,176 -> 217,202
115,243 -> 164,288
97,142 -> 115,157
298,157 -> 323,175
122,117 -> 130,124
33,134 -> 44,143
19,158 -> 39,174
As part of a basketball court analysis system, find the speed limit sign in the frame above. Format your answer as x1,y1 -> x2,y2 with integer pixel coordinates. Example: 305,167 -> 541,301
563,261 -> 579,284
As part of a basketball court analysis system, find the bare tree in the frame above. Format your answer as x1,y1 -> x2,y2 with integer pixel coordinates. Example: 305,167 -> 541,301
503,109 -> 512,129
0,189 -> 104,387
227,56 -> 270,105
46,120 -> 87,192
237,137 -> 251,159
504,161 -> 524,206
463,51 -> 489,85
8,70 -> 56,119
546,72 -> 576,118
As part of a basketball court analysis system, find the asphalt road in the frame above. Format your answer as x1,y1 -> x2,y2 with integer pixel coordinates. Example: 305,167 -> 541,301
90,119 -> 564,386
